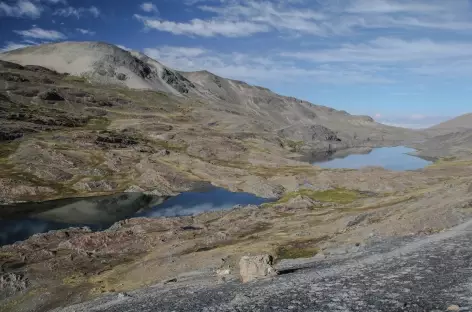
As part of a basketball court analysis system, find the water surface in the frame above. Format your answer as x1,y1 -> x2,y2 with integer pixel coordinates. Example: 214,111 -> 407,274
312,146 -> 431,171
0,187 -> 270,246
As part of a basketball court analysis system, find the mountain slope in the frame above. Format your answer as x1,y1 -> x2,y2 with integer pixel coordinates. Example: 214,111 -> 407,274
430,113 -> 472,130
0,41 -> 420,152
0,41 -> 196,96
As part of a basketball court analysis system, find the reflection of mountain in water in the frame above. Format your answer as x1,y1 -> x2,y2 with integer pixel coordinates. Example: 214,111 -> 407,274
0,187 -> 272,246
309,146 -> 432,171
2,193 -> 166,224
0,193 -> 166,246
34,193 -> 166,224
300,147 -> 374,163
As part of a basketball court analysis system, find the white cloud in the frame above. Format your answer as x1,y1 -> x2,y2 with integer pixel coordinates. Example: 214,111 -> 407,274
0,42 -> 32,52
282,37 -> 472,63
76,28 -> 96,35
140,2 -> 158,13
345,0 -> 446,14
134,14 -> 270,37
141,0 -> 472,38
377,115 -> 451,129
0,0 -> 42,18
143,45 -> 389,84
148,203 -> 237,217
41,0 -> 67,5
54,5 -> 100,18
199,1 -> 327,34
43,0 -> 67,4
14,27 -> 66,40
89,6 -> 99,17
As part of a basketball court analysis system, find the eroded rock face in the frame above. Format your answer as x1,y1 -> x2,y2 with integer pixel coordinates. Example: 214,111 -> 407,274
239,254 -> 278,283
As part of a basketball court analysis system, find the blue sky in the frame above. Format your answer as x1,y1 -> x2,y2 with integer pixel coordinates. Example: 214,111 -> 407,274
2,0 -> 472,128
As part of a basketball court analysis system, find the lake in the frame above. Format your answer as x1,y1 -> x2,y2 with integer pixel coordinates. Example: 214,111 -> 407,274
0,187 -> 271,246
311,146 -> 432,171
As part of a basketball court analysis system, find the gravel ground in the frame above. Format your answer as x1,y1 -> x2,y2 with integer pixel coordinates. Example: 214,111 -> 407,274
55,219 -> 472,312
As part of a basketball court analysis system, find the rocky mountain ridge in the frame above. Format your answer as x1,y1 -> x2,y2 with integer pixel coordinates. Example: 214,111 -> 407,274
0,41 -> 412,145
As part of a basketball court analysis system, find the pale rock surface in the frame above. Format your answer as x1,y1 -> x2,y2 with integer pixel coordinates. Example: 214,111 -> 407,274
239,254 -> 278,283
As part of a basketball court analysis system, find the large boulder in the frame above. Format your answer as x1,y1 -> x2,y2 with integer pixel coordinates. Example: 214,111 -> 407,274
239,254 -> 278,283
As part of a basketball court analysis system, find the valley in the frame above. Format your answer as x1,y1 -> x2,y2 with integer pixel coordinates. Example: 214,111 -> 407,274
1,42 -> 472,312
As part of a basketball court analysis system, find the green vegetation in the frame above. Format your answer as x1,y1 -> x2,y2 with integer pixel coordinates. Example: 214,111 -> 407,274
63,75 -> 88,83
153,139 -> 188,152
0,141 -> 21,161
275,238 -> 325,260
268,188 -> 362,207
429,158 -> 472,167
286,140 -> 304,152
86,117 -> 111,130
62,273 -> 87,287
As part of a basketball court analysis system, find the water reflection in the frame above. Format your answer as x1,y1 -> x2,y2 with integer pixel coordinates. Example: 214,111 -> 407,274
311,146 -> 431,171
0,187 -> 271,246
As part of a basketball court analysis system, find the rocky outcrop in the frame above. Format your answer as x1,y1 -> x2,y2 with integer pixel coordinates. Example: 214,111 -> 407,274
39,90 -> 65,101
239,254 -> 278,283
0,273 -> 28,300
278,124 -> 341,143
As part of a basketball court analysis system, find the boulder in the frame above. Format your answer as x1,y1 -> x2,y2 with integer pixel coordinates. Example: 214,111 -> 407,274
239,254 -> 278,283
39,90 -> 65,101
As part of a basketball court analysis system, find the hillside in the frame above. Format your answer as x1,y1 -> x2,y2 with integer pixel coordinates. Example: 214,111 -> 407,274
0,41 -> 196,96
430,113 -> 472,130
1,42 -> 416,144
0,41 -> 424,203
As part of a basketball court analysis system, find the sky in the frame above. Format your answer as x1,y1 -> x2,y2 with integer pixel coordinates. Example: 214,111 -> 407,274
1,0 -> 472,128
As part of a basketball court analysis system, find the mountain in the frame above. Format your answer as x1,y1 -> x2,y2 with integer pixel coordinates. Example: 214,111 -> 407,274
0,41 -> 197,96
429,113 -> 472,130
0,41 -> 415,143
0,41 -> 420,203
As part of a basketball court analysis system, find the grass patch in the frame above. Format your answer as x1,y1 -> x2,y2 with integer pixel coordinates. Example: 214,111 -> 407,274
431,159 -> 472,167
0,140 -> 21,161
62,273 -> 87,287
286,140 -> 304,152
236,222 -> 272,238
345,195 -> 416,212
0,251 -> 15,259
153,139 -> 188,152
86,117 -> 111,131
63,75 -> 88,83
274,237 -> 327,260
271,188 -> 362,207
182,241 -> 237,254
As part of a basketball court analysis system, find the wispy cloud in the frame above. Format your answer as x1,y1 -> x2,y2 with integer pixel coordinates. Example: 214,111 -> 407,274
345,0 -> 446,14
281,37 -> 472,63
14,27 -> 66,40
76,28 -> 95,35
140,2 -> 158,13
0,0 -> 42,18
377,114 -> 451,129
143,45 -> 390,84
134,14 -> 269,37
136,0 -> 472,37
54,5 -> 100,18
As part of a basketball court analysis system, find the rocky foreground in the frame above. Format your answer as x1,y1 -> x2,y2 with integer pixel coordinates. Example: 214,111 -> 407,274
2,156 -> 472,312
56,218 -> 472,312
